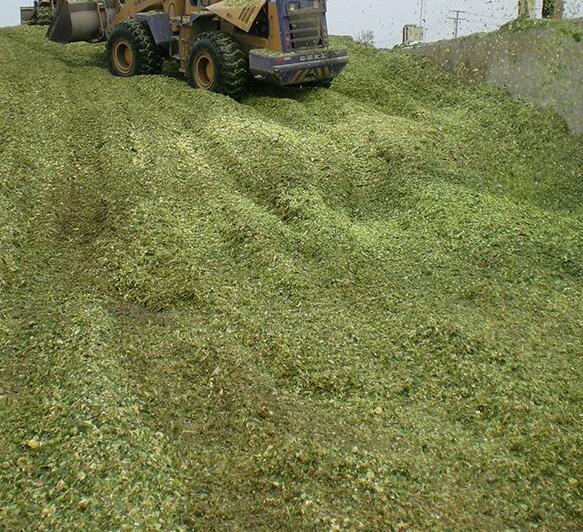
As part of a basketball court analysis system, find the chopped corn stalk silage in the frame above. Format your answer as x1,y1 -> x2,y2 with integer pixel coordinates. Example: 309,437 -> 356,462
1,24 -> 582,530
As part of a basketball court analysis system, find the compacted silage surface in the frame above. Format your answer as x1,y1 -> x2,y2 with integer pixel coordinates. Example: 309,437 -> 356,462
1,25 -> 583,529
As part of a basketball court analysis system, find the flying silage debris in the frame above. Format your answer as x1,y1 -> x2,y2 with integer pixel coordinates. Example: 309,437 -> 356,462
21,0 -> 56,26
46,0 -> 349,99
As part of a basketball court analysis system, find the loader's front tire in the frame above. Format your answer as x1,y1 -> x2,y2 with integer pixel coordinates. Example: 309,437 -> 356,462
107,20 -> 162,77
186,32 -> 247,100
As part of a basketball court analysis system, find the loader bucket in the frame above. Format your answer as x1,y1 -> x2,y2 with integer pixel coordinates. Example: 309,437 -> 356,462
47,0 -> 115,44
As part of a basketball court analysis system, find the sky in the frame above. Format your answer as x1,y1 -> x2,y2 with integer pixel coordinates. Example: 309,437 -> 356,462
1,0 -> 582,46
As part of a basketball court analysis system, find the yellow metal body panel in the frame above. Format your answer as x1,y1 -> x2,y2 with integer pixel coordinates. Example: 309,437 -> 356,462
267,2 -> 282,51
218,20 -> 268,51
113,0 -> 165,25
165,0 -> 186,18
206,0 -> 267,32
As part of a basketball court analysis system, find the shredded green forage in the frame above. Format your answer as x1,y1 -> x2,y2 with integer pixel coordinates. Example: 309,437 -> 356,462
1,25 -> 582,530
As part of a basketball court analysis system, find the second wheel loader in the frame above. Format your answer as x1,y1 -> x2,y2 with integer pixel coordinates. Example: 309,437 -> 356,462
47,0 -> 349,100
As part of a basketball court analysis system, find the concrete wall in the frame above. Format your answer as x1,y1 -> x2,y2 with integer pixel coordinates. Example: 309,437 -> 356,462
408,19 -> 583,135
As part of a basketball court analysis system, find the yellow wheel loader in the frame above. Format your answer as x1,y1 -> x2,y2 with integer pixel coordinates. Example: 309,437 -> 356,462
47,0 -> 349,100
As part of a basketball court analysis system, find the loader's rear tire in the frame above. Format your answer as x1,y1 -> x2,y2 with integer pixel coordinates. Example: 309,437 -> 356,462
186,32 -> 247,100
107,20 -> 162,77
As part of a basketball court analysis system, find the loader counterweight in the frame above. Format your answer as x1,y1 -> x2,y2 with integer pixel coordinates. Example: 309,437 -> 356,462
249,47 -> 349,86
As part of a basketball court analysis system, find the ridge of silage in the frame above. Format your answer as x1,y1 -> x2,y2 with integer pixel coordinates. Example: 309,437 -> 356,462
1,26 -> 583,529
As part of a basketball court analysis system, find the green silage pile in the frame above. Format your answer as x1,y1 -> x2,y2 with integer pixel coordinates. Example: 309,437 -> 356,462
1,25 -> 583,529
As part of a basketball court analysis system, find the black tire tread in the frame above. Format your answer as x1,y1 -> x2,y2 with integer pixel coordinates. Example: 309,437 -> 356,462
107,19 -> 163,77
186,31 -> 247,100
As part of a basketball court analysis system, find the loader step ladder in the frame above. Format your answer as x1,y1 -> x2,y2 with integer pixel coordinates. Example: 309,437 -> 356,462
171,35 -> 180,61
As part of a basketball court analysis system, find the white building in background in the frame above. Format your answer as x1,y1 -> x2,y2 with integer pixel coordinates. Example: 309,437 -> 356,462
403,24 -> 425,45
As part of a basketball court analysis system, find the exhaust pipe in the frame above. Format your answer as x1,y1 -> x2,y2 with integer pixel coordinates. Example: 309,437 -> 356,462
47,0 -> 117,43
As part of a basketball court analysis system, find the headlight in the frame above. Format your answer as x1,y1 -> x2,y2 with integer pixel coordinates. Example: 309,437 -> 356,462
287,2 -> 300,12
